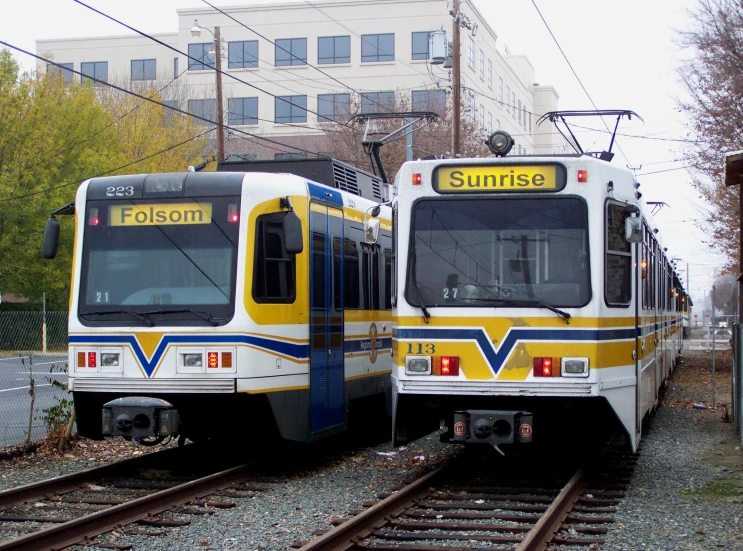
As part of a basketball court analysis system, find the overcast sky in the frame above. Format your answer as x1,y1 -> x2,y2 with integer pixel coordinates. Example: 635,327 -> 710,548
3,0 -> 725,310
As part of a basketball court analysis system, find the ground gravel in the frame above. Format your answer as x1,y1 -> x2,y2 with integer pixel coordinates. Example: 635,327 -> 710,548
2,339 -> 742,550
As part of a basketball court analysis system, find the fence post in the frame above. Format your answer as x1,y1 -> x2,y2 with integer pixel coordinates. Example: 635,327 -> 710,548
42,293 -> 47,353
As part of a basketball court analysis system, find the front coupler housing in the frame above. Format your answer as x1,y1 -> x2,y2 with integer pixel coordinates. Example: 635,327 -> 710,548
449,409 -> 533,454
102,397 -> 179,441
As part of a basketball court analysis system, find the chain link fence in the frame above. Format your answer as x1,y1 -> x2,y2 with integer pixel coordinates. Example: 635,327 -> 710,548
0,311 -> 70,450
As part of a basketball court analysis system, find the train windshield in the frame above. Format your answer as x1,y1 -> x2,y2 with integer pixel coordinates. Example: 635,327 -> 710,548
407,197 -> 590,308
78,197 -> 241,326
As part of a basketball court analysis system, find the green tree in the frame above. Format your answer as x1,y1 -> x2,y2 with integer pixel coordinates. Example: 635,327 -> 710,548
0,51 -> 210,309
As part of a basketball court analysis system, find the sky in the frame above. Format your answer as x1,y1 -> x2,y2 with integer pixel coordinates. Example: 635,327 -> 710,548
1,0 -> 728,312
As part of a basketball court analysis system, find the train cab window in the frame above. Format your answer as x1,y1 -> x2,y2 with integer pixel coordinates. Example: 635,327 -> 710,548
605,203 -> 631,306
334,238 -> 360,309
384,249 -> 392,310
253,213 -> 296,303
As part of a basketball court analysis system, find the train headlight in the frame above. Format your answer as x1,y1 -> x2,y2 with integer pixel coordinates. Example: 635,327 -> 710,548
561,357 -> 589,378
100,352 -> 120,367
405,356 -> 431,375
183,353 -> 203,367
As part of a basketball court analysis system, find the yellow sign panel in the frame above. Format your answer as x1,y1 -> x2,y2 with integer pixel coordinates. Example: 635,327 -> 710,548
110,203 -> 212,226
435,165 -> 563,192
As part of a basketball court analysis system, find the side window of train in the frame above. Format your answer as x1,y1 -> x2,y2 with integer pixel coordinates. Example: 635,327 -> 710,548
391,204 -> 397,308
253,213 -> 297,303
605,202 -> 631,307
362,243 -> 380,310
333,238 -> 360,310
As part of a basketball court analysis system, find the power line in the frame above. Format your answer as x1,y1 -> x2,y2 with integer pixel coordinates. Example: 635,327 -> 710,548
0,128 -> 213,205
0,41 -> 323,159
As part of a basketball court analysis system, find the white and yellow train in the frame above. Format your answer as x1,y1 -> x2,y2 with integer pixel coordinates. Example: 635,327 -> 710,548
391,140 -> 687,453
44,167 -> 393,444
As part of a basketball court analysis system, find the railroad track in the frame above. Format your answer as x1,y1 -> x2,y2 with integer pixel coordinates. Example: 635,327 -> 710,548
0,445 -> 267,551
295,449 -> 636,551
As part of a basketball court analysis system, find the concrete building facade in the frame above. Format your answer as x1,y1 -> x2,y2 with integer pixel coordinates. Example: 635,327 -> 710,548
36,0 -> 568,161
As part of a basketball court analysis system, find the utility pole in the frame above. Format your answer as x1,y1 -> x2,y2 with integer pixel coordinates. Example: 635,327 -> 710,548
452,0 -> 461,155
215,26 -> 226,162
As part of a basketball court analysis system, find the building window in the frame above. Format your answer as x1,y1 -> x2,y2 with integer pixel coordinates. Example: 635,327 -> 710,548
131,59 -> 156,81
467,37 -> 475,69
188,99 -> 217,123
80,61 -> 107,85
528,112 -> 532,131
479,49 -> 485,79
518,99 -> 522,125
275,95 -> 307,123
163,100 -> 178,122
228,97 -> 258,125
411,89 -> 446,116
253,213 -> 296,303
488,60 -> 493,89
318,93 -> 351,122
499,77 -> 504,102
361,91 -> 395,114
318,36 -> 350,64
228,41 -> 259,68
411,31 -> 431,60
487,112 -> 492,133
512,91 -> 516,118
188,44 -> 215,71
496,118 -> 500,130
276,38 -> 307,66
47,62 -> 74,84
505,85 -> 510,113
479,104 -> 485,128
361,33 -> 394,62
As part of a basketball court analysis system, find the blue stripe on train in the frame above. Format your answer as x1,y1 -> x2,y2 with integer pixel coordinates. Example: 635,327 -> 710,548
395,326 -> 637,376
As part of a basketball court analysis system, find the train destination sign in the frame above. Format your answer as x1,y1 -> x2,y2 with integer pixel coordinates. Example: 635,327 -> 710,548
434,164 -> 566,193
109,203 -> 213,226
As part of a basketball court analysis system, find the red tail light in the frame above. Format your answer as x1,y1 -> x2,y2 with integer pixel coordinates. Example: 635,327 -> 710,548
533,357 -> 553,377
207,351 -> 219,368
87,352 -> 97,368
412,173 -> 422,185
440,356 -> 459,376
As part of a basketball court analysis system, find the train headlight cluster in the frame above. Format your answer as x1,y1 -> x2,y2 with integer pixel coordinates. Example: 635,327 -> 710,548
182,353 -> 203,368
100,352 -> 120,367
532,356 -> 589,378
405,356 -> 431,375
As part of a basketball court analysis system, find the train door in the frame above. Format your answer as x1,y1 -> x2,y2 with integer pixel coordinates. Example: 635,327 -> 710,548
309,202 -> 345,435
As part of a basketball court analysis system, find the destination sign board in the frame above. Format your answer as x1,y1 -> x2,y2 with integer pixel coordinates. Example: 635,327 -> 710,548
434,164 -> 566,193
109,203 -> 213,226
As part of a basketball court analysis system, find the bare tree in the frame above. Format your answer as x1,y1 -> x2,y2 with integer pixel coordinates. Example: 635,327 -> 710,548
677,0 -> 743,273
319,91 -> 490,183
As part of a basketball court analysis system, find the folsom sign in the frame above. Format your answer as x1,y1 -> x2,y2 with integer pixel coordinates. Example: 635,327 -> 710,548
109,203 -> 213,226
434,164 -> 566,193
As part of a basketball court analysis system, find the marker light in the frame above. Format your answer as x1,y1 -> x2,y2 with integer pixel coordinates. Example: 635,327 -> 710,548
87,352 -> 97,368
533,357 -> 558,377
412,173 -> 422,185
221,352 -> 233,368
77,352 -> 86,368
88,208 -> 100,226
439,356 -> 460,376
207,351 -> 219,368
641,260 -> 648,280
577,170 -> 587,183
228,203 -> 239,223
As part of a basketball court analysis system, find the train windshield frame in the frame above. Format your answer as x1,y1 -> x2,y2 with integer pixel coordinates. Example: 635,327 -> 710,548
78,196 -> 241,326
406,196 -> 591,308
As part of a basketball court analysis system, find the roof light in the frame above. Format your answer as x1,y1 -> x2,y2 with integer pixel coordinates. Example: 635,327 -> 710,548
577,170 -> 587,183
88,208 -> 100,226
228,203 -> 239,223
412,173 -> 422,185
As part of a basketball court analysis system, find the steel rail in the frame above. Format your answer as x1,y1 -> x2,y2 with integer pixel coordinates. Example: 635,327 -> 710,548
0,446 -> 187,509
0,461 -> 257,551
516,468 -> 588,551
297,464 -> 450,551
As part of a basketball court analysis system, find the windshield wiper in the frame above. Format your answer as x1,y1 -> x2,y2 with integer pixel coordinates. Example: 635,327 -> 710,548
409,280 -> 431,323
83,309 -> 154,327
467,298 -> 571,322
142,308 -> 219,326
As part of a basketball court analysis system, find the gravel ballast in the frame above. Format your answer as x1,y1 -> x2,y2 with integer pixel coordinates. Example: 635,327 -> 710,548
1,345 -> 742,550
